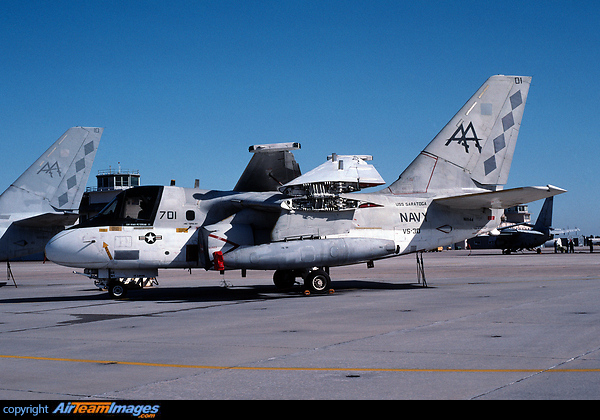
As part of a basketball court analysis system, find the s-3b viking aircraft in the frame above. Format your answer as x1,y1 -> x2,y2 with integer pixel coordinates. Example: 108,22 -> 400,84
45,76 -> 565,298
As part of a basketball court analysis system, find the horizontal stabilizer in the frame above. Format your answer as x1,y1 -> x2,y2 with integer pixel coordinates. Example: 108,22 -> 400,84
434,185 -> 566,210
13,212 -> 80,228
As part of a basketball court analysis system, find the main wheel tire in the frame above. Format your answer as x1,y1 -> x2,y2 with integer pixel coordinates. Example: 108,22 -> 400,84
304,269 -> 331,294
108,281 -> 127,299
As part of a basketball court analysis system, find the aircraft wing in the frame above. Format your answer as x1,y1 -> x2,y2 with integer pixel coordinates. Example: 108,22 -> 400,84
233,143 -> 302,192
434,185 -> 566,210
13,212 -> 80,228
229,195 -> 285,213
279,154 -> 385,195
552,228 -> 580,234
497,222 -> 529,231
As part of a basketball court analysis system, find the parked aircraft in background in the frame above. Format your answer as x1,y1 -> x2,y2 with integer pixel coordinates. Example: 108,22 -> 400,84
589,237 -> 600,246
0,127 -> 102,267
467,196 -> 555,254
45,76 -> 566,297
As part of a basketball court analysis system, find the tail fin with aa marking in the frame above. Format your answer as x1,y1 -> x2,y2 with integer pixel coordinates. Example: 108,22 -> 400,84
0,127 -> 103,214
385,75 -> 531,196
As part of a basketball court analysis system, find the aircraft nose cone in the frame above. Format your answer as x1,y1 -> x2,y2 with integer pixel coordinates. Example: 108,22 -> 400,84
45,230 -> 107,268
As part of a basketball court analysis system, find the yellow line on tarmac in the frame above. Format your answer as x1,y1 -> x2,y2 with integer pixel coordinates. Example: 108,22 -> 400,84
1,355 -> 599,373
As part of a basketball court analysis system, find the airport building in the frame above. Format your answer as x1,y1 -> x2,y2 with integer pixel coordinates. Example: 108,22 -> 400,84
503,204 -> 531,226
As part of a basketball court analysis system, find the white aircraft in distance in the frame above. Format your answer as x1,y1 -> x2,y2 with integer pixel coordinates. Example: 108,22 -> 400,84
0,127 -> 102,267
45,76 -> 566,298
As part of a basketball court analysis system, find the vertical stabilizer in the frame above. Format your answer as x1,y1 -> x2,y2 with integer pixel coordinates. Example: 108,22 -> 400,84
0,127 -> 103,214
385,75 -> 531,195
533,196 -> 553,233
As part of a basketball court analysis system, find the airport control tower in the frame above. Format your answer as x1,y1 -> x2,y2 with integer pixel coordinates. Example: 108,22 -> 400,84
504,204 -> 531,225
79,165 -> 141,223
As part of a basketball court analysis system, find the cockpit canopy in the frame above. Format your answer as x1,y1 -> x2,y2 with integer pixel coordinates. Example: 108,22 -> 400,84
81,186 -> 163,227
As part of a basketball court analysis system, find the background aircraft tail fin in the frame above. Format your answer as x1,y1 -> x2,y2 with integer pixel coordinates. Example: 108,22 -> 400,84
385,75 -> 531,195
0,127 -> 103,214
533,196 -> 553,232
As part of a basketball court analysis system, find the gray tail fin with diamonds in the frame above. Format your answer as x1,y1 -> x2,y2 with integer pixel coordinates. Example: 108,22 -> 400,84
0,127 -> 103,214
384,75 -> 531,196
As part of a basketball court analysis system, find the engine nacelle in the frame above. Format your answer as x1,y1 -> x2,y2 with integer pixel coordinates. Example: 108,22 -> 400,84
221,237 -> 397,270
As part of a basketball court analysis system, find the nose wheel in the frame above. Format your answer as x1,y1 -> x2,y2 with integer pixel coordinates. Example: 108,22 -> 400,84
107,280 -> 127,299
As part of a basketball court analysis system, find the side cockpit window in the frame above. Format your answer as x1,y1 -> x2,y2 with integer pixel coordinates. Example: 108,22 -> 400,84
84,186 -> 163,227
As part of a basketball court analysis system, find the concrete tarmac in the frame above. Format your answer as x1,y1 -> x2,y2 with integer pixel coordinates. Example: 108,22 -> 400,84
1,248 -> 599,400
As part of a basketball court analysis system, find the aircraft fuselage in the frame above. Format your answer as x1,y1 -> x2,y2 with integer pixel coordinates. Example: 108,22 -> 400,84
46,185 -> 502,275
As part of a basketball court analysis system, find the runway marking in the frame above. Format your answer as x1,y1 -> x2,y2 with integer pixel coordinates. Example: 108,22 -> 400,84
1,354 -> 599,373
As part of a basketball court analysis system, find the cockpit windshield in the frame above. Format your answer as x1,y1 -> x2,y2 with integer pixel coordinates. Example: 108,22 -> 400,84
82,186 -> 163,227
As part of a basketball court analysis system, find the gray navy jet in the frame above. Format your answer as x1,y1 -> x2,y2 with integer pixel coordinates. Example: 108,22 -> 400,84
0,127 -> 102,264
467,196 -> 555,254
44,76 -> 566,297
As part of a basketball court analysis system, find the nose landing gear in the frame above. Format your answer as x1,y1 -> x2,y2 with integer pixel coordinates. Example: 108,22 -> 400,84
107,280 -> 127,299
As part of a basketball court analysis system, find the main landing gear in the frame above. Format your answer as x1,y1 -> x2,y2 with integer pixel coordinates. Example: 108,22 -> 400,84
273,267 -> 333,295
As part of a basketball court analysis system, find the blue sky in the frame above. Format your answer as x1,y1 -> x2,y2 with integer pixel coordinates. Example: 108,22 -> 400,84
1,1 -> 599,234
